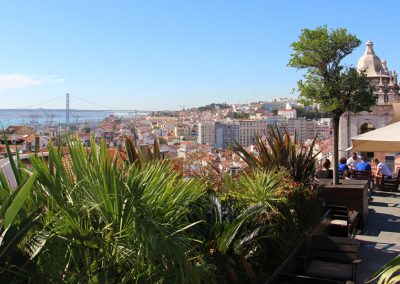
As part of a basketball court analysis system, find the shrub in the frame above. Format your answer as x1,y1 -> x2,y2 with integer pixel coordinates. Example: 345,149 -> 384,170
234,127 -> 320,185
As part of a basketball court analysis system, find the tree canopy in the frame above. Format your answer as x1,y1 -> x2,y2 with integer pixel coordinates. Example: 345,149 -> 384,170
296,66 -> 376,116
288,26 -> 376,117
294,106 -> 331,120
288,26 -> 377,184
198,103 -> 230,111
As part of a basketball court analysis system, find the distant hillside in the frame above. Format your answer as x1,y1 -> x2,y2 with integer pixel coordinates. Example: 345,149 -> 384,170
197,103 -> 230,111
293,107 -> 331,119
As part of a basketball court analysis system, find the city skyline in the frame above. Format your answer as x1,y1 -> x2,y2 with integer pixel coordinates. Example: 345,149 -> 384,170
1,0 -> 400,110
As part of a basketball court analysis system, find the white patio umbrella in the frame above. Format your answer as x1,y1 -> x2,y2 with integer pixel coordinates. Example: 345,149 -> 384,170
350,121 -> 400,152
350,103 -> 400,152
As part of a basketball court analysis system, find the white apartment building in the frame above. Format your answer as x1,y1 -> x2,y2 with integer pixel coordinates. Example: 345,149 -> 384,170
265,115 -> 286,126
237,116 -> 287,147
286,119 -> 316,142
174,126 -> 191,137
315,119 -> 332,140
238,119 -> 268,147
197,122 -> 216,145
286,118 -> 333,142
278,109 -> 297,119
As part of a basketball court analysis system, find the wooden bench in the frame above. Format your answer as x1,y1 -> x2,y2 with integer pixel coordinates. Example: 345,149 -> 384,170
338,169 -> 373,190
319,179 -> 369,228
380,168 -> 400,192
270,235 -> 361,283
351,170 -> 373,189
268,211 -> 362,284
274,272 -> 342,283
302,236 -> 361,283
326,205 -> 359,238
269,237 -> 343,284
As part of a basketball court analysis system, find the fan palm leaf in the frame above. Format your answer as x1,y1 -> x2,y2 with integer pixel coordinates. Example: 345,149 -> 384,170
28,136 -> 212,283
367,255 -> 400,284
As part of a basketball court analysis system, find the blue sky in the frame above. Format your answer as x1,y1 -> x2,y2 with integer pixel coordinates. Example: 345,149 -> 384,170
1,0 -> 399,110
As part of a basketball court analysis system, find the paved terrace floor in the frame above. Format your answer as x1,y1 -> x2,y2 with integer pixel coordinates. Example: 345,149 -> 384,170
356,191 -> 400,284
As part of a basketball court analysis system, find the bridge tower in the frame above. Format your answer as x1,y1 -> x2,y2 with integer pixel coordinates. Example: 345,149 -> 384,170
66,93 -> 70,125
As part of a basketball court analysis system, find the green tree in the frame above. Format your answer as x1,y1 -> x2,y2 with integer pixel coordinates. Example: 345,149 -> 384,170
293,106 -> 331,119
288,26 -> 376,184
232,112 -> 250,119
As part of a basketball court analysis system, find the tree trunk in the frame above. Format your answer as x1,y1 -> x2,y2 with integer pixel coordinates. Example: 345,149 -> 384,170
332,115 -> 340,185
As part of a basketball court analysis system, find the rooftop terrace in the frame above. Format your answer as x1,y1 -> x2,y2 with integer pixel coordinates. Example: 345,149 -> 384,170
356,190 -> 400,283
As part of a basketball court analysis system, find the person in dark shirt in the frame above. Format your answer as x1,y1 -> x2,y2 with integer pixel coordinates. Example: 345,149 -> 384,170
316,159 -> 333,179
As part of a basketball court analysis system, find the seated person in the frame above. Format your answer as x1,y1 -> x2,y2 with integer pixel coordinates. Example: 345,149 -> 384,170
338,157 -> 349,171
356,156 -> 372,171
372,158 -> 392,189
343,170 -> 351,179
347,151 -> 362,170
316,159 -> 333,179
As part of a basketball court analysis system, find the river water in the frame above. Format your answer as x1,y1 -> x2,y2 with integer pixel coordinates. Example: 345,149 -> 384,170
0,109 -> 144,128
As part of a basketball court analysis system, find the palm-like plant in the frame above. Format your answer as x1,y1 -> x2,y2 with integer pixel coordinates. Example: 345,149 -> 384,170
27,136 -> 213,283
0,137 -> 44,283
236,171 -> 286,211
234,127 -> 320,185
191,170 -> 295,283
214,167 -> 322,281
0,131 -> 323,283
367,255 -> 400,284
125,136 -> 162,166
190,190 -> 261,283
218,171 -> 289,257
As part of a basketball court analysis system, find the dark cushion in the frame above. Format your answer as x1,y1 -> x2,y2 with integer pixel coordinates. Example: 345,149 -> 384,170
306,260 -> 353,281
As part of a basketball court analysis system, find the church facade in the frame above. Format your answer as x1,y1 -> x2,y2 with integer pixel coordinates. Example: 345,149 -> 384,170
339,40 -> 399,158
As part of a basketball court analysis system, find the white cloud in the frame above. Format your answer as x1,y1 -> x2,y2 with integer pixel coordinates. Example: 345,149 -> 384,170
0,74 -> 65,90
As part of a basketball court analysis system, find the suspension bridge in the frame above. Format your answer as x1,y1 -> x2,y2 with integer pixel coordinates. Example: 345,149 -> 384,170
0,93 -> 154,128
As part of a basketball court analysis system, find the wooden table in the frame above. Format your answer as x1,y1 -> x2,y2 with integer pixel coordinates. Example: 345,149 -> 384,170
319,179 -> 369,228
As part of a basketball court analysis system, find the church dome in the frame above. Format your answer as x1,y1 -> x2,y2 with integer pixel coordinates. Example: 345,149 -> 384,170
357,40 -> 388,77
